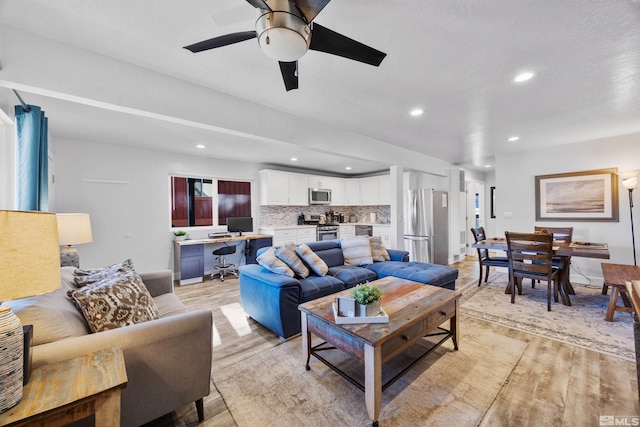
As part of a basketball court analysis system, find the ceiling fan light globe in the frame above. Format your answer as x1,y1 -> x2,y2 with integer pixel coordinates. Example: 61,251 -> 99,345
258,27 -> 308,61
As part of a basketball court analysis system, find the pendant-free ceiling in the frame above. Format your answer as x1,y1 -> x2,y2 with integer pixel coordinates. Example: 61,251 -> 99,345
183,0 -> 387,91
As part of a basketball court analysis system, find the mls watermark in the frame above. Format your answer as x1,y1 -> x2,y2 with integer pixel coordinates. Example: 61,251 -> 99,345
600,416 -> 640,426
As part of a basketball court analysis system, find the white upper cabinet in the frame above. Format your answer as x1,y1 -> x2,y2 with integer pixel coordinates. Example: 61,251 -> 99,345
308,175 -> 330,189
330,177 -> 346,205
345,179 -> 361,205
378,175 -> 391,205
360,176 -> 379,205
260,170 -> 308,206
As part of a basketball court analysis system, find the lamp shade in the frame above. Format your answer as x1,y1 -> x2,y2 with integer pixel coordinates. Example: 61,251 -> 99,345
0,210 -> 61,301
623,177 -> 638,190
56,213 -> 93,245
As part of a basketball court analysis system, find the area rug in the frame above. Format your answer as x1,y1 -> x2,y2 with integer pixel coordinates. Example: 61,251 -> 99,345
214,322 -> 527,427
458,272 -> 635,361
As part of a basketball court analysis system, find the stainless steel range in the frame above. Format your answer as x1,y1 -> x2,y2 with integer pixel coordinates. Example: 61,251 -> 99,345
317,224 -> 339,241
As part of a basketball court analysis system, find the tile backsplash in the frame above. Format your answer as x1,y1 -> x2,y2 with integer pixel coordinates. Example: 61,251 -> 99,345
260,205 -> 391,226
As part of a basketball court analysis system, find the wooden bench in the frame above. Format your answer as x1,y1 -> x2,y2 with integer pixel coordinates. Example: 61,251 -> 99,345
601,263 -> 640,321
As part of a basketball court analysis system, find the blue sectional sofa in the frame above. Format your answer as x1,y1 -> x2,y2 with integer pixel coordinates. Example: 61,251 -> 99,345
239,239 -> 459,340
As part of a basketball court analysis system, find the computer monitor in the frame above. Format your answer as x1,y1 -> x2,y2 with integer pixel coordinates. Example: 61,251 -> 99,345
227,217 -> 253,236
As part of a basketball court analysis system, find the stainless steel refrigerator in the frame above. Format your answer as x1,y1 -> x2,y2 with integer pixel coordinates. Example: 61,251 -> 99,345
403,189 -> 449,264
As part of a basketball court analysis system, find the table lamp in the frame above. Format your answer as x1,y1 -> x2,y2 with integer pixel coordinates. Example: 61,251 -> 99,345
623,177 -> 638,266
0,210 -> 61,413
56,213 -> 93,268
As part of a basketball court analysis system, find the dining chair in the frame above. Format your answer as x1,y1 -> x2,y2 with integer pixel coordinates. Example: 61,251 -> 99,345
471,227 -> 509,287
533,226 -> 573,288
505,231 -> 561,311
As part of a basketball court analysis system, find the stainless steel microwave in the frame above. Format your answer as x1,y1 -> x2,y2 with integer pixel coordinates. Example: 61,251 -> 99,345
309,188 -> 331,205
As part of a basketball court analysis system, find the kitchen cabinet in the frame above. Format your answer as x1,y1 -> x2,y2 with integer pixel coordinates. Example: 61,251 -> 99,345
259,226 -> 317,246
378,175 -> 391,205
259,170 -> 308,206
339,224 -> 355,239
360,176 -> 380,205
296,227 -> 317,244
373,225 -> 391,245
308,175 -> 330,189
345,179 -> 361,205
330,177 -> 346,206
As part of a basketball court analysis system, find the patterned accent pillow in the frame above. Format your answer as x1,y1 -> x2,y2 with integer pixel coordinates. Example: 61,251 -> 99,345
369,236 -> 391,262
275,242 -> 310,278
67,272 -> 159,333
73,259 -> 136,287
296,243 -> 329,276
257,247 -> 295,277
341,236 -> 374,266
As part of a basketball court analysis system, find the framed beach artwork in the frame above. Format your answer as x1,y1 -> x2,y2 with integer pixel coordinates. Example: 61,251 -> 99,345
535,168 -> 619,221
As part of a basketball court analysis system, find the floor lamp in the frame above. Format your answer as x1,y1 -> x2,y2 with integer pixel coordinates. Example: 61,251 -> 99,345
623,177 -> 638,266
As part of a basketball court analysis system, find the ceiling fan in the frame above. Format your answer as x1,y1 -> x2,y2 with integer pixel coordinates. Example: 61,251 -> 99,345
183,0 -> 387,91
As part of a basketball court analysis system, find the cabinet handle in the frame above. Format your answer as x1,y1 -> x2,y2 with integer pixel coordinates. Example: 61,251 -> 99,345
439,311 -> 447,316
401,334 -> 408,341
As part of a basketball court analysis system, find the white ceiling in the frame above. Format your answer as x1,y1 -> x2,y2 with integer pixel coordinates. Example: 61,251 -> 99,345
1,0 -> 639,175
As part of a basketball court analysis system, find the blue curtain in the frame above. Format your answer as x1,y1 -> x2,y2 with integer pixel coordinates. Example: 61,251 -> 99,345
15,105 -> 48,211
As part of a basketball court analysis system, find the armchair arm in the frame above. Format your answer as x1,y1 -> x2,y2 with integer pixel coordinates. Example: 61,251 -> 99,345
139,269 -> 173,297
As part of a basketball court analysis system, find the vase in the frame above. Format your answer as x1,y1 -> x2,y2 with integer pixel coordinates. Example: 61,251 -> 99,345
358,300 -> 381,317
174,235 -> 186,241
0,306 -> 24,413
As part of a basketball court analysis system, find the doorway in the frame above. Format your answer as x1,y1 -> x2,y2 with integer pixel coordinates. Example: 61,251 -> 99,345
465,180 -> 485,256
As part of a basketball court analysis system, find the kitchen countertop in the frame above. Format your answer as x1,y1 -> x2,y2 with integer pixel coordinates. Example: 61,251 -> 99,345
258,223 -> 391,229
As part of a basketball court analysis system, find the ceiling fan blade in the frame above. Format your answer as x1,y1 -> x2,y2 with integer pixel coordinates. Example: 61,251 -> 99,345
294,0 -> 331,23
279,61 -> 299,91
184,31 -> 256,53
309,23 -> 386,66
245,0 -> 272,11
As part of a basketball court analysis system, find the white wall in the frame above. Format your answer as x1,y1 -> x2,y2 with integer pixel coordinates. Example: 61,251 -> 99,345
495,132 -> 640,283
53,138 -> 261,273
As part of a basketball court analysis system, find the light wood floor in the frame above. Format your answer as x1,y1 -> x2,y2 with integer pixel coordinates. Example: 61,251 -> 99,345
144,257 -> 640,427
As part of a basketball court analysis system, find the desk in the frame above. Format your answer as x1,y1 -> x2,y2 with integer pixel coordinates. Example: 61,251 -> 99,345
174,234 -> 273,285
472,238 -> 610,306
0,347 -> 127,427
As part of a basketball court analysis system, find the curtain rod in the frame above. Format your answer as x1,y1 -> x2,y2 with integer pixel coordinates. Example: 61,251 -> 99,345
11,89 -> 31,113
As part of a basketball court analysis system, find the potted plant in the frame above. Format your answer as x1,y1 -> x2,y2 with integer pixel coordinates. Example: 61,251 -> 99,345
351,283 -> 383,317
173,230 -> 187,241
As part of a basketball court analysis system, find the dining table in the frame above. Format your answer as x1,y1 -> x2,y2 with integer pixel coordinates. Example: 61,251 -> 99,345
472,237 -> 610,306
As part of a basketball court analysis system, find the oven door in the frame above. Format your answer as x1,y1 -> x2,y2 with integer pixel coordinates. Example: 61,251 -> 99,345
317,229 -> 338,241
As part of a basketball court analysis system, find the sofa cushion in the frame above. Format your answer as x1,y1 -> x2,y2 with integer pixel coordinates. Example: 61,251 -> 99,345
296,243 -> 329,276
257,247 -> 295,277
67,272 -> 160,333
327,265 -> 378,288
275,242 -> 310,278
305,240 -> 345,268
365,261 -> 458,288
298,275 -> 345,302
369,236 -> 390,262
5,286 -> 90,346
341,236 -> 374,266
73,259 -> 136,287
154,293 -> 189,318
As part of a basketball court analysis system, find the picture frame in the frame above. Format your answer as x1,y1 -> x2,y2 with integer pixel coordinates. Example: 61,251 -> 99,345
535,168 -> 619,221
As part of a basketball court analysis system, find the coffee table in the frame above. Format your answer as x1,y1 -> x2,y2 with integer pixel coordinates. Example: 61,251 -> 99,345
298,276 -> 460,427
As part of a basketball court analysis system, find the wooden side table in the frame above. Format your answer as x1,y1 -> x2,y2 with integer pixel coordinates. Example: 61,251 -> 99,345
0,346 -> 128,427
601,263 -> 640,322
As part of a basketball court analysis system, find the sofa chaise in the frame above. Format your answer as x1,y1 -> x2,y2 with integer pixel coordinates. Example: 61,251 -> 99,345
239,239 -> 458,340
6,267 -> 212,427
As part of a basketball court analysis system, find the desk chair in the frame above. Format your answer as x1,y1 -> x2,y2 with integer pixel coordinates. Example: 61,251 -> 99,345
471,227 -> 509,286
506,231 -> 561,311
212,245 -> 238,281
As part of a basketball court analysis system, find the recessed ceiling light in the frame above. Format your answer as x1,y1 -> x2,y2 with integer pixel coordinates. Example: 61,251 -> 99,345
507,136 -> 520,142
196,144 -> 206,149
290,157 -> 298,161
513,72 -> 535,83
484,164 -> 492,168
345,166 -> 352,170
410,108 -> 424,117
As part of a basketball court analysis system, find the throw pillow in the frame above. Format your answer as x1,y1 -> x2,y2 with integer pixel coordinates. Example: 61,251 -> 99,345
296,243 -> 329,276
73,259 -> 136,287
275,242 -> 310,278
369,236 -> 391,262
257,247 -> 295,277
341,236 -> 374,266
67,272 -> 160,333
